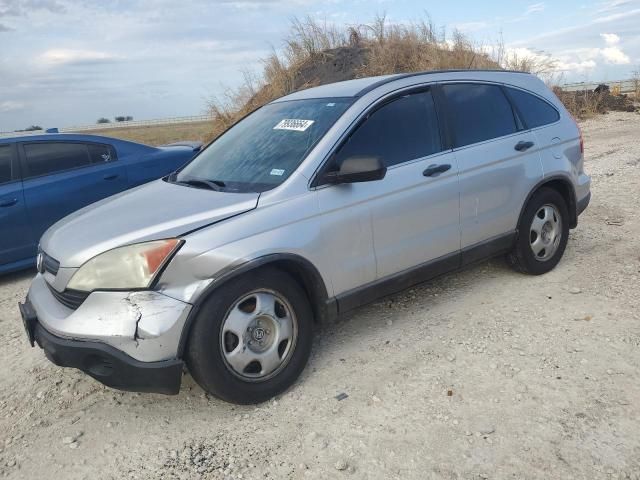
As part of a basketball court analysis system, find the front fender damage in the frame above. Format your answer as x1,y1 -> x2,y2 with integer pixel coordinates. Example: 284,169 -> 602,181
117,292 -> 192,361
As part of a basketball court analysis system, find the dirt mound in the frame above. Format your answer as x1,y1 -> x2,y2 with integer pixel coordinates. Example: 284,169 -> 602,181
290,46 -> 370,91
553,87 -> 638,119
264,44 -> 500,98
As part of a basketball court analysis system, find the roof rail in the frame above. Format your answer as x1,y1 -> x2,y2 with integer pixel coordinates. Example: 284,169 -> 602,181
355,69 -> 531,97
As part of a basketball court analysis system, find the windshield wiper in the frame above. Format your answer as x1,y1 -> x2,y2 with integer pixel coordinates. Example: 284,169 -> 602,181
172,177 -> 227,191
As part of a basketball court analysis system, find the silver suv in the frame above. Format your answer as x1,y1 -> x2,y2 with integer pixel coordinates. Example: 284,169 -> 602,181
20,70 -> 591,404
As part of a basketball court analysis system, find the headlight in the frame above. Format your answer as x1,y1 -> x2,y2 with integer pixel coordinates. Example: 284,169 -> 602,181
67,239 -> 182,292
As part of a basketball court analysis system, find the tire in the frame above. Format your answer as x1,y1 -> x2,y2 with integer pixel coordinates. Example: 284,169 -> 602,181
507,187 -> 570,275
185,267 -> 313,404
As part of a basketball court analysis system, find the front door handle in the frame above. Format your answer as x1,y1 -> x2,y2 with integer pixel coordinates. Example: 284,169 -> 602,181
423,164 -> 451,177
103,174 -> 119,181
515,141 -> 535,151
0,198 -> 18,207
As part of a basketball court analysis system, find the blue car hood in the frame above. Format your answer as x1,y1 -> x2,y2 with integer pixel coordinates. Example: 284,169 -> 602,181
40,179 -> 259,267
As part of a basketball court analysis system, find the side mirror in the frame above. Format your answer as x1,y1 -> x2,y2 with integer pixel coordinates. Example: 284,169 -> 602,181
324,156 -> 387,184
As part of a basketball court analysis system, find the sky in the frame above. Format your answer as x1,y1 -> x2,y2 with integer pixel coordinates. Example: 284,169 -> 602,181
0,0 -> 639,131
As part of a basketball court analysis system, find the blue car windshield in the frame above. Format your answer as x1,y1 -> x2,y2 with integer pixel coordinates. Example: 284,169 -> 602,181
174,98 -> 352,192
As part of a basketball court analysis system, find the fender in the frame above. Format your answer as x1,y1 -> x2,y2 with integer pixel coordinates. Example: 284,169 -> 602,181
176,253 -> 334,357
516,174 -> 578,232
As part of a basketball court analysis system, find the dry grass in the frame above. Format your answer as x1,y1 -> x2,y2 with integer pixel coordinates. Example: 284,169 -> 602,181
79,121 -> 214,146
552,88 -> 606,119
552,87 -> 637,119
358,18 -> 500,76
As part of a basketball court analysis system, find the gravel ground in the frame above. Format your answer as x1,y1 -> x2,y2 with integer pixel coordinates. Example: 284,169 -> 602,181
1,112 -> 639,480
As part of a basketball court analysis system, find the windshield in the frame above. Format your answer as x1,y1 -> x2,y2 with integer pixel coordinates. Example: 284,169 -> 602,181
174,97 -> 353,192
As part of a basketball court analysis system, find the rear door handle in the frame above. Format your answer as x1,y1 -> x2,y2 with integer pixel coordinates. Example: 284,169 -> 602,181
423,164 -> 451,177
0,198 -> 18,207
515,141 -> 535,151
103,174 -> 119,181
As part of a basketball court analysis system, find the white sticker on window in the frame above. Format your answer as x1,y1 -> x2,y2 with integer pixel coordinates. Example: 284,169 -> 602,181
326,103 -> 336,107
270,168 -> 285,176
273,119 -> 314,132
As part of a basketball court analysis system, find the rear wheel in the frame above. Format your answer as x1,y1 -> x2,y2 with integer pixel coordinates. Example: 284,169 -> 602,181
185,268 -> 313,404
508,187 -> 569,275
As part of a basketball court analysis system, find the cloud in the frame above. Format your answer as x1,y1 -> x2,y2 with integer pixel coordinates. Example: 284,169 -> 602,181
525,3 -> 545,15
0,0 -> 66,17
600,32 -> 620,45
601,46 -> 630,63
0,22 -> 11,31
556,59 -> 598,72
596,0 -> 637,14
509,5 -> 638,77
598,33 -> 630,64
215,0 -> 313,8
37,49 -> 121,66
0,100 -> 25,112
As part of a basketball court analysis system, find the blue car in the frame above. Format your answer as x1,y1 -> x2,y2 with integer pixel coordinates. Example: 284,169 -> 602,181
0,133 -> 200,274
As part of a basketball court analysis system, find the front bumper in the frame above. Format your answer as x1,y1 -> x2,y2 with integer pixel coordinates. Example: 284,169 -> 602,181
20,274 -> 194,394
26,274 -> 192,362
21,301 -> 182,394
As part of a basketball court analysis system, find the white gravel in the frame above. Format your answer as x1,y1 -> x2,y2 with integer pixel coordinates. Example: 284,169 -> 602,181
1,111 -> 640,479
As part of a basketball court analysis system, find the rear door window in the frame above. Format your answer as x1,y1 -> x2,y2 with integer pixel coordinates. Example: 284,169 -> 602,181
0,145 -> 13,184
87,143 -> 117,164
506,87 -> 560,128
442,83 -> 517,147
335,90 -> 442,168
23,143 -> 91,178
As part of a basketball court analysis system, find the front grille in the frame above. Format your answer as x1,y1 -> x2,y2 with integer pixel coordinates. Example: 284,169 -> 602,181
42,252 -> 60,276
46,282 -> 89,310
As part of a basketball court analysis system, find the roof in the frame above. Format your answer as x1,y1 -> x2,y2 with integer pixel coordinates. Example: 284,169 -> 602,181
273,69 -> 532,102
0,132 -> 155,149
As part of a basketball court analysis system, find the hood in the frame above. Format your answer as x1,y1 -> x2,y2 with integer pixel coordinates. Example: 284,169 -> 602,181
41,180 -> 259,267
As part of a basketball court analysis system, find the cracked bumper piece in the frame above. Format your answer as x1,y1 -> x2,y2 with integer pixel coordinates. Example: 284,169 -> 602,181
25,274 -> 192,362
32,321 -> 183,394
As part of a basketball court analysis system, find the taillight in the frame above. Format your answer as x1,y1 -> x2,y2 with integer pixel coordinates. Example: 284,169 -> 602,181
578,126 -> 584,154
570,113 -> 584,154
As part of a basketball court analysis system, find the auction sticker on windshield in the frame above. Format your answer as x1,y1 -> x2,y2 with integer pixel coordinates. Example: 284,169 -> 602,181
273,119 -> 315,132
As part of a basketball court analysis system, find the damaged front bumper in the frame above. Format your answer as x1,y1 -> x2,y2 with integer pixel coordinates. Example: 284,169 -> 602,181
20,274 -> 192,394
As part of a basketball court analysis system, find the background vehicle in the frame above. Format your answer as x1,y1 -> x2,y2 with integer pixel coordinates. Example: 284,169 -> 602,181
0,134 -> 199,273
21,70 -> 590,404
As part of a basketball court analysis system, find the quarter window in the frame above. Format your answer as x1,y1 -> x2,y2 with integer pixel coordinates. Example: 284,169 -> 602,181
506,87 -> 560,129
0,145 -> 13,184
442,83 -> 517,147
334,90 -> 442,168
23,143 -> 92,178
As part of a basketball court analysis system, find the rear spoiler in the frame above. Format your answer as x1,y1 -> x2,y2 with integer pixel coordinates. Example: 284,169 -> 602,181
160,141 -> 203,151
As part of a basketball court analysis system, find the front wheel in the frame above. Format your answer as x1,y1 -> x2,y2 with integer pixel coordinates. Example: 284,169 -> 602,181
185,268 -> 313,404
507,187 -> 570,275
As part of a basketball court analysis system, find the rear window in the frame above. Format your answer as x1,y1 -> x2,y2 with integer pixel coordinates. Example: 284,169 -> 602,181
506,87 -> 560,129
442,83 -> 517,147
87,143 -> 117,164
0,145 -> 12,184
23,143 -> 91,178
